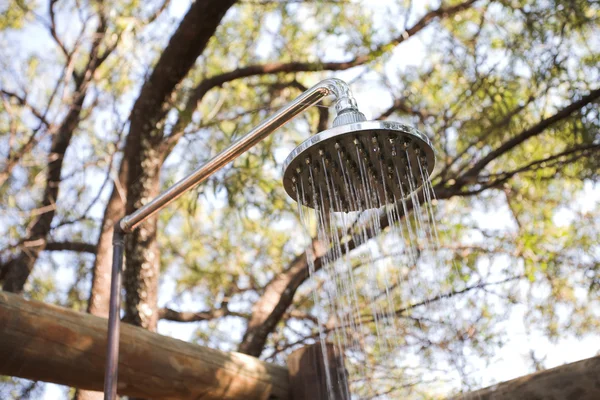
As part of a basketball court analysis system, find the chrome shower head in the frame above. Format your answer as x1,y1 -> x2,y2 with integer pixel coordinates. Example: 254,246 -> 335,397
282,121 -> 435,212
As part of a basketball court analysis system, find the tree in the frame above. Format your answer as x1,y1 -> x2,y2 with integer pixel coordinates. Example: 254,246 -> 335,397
0,0 -> 598,398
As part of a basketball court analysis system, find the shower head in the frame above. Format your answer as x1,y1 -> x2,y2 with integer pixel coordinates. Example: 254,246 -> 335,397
282,121 -> 435,212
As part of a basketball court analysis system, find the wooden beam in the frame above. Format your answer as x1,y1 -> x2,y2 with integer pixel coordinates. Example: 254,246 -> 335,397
455,355 -> 600,400
0,291 -> 289,400
2,290 -> 600,400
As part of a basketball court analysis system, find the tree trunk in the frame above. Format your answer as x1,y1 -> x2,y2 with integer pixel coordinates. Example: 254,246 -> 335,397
76,0 -> 237,395
122,151 -> 161,331
88,163 -> 128,318
119,0 -> 236,331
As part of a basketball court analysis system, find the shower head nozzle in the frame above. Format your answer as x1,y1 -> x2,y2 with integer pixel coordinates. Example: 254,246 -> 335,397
282,121 -> 435,212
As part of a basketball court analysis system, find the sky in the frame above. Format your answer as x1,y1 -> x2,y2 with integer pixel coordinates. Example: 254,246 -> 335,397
1,0 -> 598,398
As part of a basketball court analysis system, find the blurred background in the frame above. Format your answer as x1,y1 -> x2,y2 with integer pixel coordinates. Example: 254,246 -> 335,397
0,0 -> 599,398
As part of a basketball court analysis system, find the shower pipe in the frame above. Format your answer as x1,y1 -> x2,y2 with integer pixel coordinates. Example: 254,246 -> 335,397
103,78 -> 363,400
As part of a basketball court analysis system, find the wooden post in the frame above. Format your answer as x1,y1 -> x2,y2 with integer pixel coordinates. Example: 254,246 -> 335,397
286,343 -> 349,400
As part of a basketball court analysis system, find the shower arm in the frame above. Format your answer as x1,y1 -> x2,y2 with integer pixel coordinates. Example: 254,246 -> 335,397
121,78 -> 360,233
103,78 -> 362,400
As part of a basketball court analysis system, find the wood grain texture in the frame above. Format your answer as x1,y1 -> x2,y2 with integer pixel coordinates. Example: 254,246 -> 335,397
2,290 -> 600,399
0,292 -> 288,399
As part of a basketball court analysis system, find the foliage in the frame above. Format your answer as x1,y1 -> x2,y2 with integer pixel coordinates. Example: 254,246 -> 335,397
0,0 -> 598,398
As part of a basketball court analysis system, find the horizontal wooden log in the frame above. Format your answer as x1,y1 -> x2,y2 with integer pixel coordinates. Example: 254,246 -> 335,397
456,355 -> 600,400
0,291 -> 288,399
2,290 -> 600,400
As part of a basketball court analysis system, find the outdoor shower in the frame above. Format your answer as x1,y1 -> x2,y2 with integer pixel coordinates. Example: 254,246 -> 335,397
103,78 -> 435,400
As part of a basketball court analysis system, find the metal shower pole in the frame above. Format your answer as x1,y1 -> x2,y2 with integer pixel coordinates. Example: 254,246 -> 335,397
102,78 -> 361,400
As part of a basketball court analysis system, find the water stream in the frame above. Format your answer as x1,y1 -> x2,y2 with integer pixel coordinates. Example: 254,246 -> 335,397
294,137 -> 442,399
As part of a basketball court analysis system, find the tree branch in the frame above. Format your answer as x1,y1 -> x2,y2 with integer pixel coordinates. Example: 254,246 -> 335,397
455,143 -> 600,196
486,143 -> 599,181
48,0 -> 71,59
394,276 -> 522,317
1,2 -> 115,293
158,306 -> 249,322
162,0 -> 478,153
444,95 -> 536,180
374,97 -> 430,121
0,89 -> 50,127
44,241 -> 97,254
459,88 -> 600,182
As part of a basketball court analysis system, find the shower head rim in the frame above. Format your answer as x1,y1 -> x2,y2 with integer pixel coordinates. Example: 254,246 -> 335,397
283,121 -> 433,171
282,120 -> 435,211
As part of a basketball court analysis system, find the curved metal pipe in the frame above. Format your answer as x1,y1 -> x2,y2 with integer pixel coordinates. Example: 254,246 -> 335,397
120,78 -> 358,233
